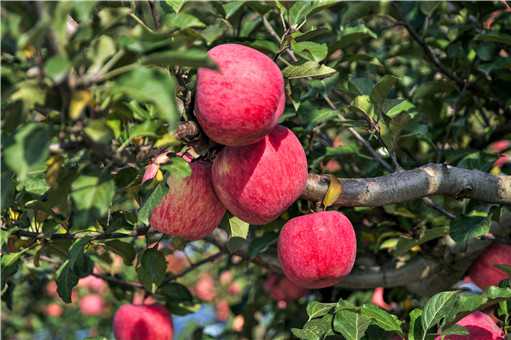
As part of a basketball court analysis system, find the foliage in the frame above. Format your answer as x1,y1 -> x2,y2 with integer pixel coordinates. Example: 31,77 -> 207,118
1,1 -> 511,339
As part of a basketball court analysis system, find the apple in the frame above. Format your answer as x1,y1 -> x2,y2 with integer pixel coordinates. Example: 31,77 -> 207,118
219,270 -> 233,286
46,280 -> 58,297
278,211 -> 357,289
195,43 -> 285,146
150,161 -> 226,240
132,291 -> 157,305
44,303 -> 63,317
166,251 -> 190,274
78,275 -> 107,294
113,304 -> 173,340
434,311 -> 504,340
468,243 -> 511,289
232,315 -> 244,332
228,282 -> 241,296
489,140 -> 510,153
264,274 -> 308,303
194,273 -> 216,302
371,287 -> 391,311
212,125 -> 308,225
79,294 -> 105,316
215,299 -> 231,321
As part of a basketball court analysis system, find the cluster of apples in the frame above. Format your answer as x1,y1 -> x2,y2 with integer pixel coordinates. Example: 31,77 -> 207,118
150,43 -> 357,291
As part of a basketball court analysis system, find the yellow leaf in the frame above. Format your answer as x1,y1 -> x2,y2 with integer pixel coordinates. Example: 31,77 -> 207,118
155,169 -> 164,182
322,175 -> 342,208
8,208 -> 20,221
69,90 -> 91,120
46,155 -> 63,187
154,133 -> 179,148
22,45 -> 36,59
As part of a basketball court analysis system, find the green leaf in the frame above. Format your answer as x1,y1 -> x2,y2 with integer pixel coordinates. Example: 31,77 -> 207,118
371,75 -> 398,111
161,157 -> 192,181
71,174 -> 116,228
420,2 -> 441,16
4,123 -> 50,182
128,120 -> 160,140
475,33 -> 511,46
291,328 -> 318,340
68,236 -> 92,270
142,50 -> 216,69
283,61 -> 337,79
395,227 -> 449,256
158,282 -> 193,303
361,304 -> 403,334
450,211 -> 492,248
223,1 -> 244,18
228,216 -> 249,239
306,301 -> 336,320
137,248 -> 167,293
292,41 -> 328,62
164,12 -> 206,31
421,291 -> 458,334
440,324 -> 469,337
351,95 -> 375,118
325,144 -> 360,156
22,170 -> 49,195
138,182 -> 169,225
334,309 -> 371,340
483,286 -> 511,300
248,231 -> 278,258
333,25 -> 377,49
116,67 -> 178,130
303,314 -> 334,338
84,119 -> 114,144
105,240 -> 136,265
457,151 -> 497,172
288,0 -> 337,27
408,308 -> 424,340
165,0 -> 186,13
385,100 -> 416,118
44,55 -> 71,83
56,260 -> 79,303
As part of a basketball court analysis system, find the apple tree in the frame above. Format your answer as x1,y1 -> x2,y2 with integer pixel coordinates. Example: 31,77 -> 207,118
2,1 -> 511,339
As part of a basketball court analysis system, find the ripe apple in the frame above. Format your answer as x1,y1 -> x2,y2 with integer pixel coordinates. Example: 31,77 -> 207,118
46,280 -> 58,297
264,274 -> 308,303
228,282 -> 241,296
278,211 -> 357,289
468,243 -> 511,289
44,303 -> 63,317
78,275 -> 107,294
195,43 -> 285,146
434,311 -> 504,340
166,250 -> 190,274
232,315 -> 245,332
215,299 -> 231,321
219,270 -> 233,286
371,287 -> 391,311
113,304 -> 173,340
79,294 -> 105,316
150,161 -> 226,240
194,273 -> 216,302
212,125 -> 308,225
489,140 -> 510,153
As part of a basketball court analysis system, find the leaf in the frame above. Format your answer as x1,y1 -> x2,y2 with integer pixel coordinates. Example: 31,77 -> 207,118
303,314 -> 334,338
323,175 -> 341,208
385,100 -> 416,118
158,282 -> 193,303
371,75 -> 398,111
69,90 -> 92,120
165,0 -> 186,13
351,95 -> 375,118
223,1 -> 244,18
228,216 -> 249,239
408,308 -> 424,340
475,33 -> 511,46
137,248 -> 167,293
128,120 -> 160,140
440,324 -> 469,337
115,67 -> 178,130
4,123 -> 50,182
56,260 -> 79,303
248,231 -> 278,258
333,25 -> 377,49
457,151 -> 497,172
421,291 -> 458,334
105,240 -> 135,265
44,55 -> 71,83
137,182 -> 169,225
161,157 -> 192,181
450,212 -> 492,248
84,119 -> 114,144
291,328 -> 318,340
306,301 -> 336,320
395,227 -> 449,256
291,41 -> 328,62
164,12 -> 206,30
142,50 -> 216,69
71,174 -> 116,227
68,236 -> 92,270
288,0 -> 337,28
361,304 -> 403,334
483,286 -> 511,300
334,309 -> 371,340
283,61 -> 337,79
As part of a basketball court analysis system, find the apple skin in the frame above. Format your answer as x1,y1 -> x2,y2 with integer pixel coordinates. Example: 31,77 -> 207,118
79,294 -> 105,316
195,43 -> 285,146
212,125 -> 308,225
263,274 -> 308,302
194,273 -> 216,302
278,211 -> 357,289
468,243 -> 511,289
113,304 -> 173,340
215,299 -> 231,321
371,287 -> 391,311
434,311 -> 504,340
150,161 -> 226,240
45,303 -> 63,317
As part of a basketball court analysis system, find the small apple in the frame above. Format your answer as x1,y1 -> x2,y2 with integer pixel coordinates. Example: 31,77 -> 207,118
45,280 -> 58,297
232,315 -> 244,332
434,311 -> 504,339
113,304 -> 173,340
212,125 -> 308,225
194,273 -> 216,302
219,271 -> 233,286
151,161 -> 226,240
79,294 -> 105,316
468,243 -> 511,289
264,274 -> 308,303
371,287 -> 391,311
166,251 -> 190,274
215,299 -> 230,321
228,282 -> 241,296
78,275 -> 107,294
278,211 -> 357,289
44,303 -> 63,317
195,43 -> 285,146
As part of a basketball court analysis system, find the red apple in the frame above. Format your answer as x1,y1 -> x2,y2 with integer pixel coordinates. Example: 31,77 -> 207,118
494,154 -> 510,168
278,211 -> 357,289
78,275 -> 107,294
215,299 -> 231,321
371,287 -> 391,311
232,315 -> 244,332
46,280 -> 58,297
489,140 -> 510,153
434,311 -> 504,340
132,291 -> 157,305
194,273 -> 216,302
212,125 -> 308,225
150,161 -> 226,240
195,43 -> 285,146
219,271 -> 233,286
79,294 -> 105,316
228,282 -> 241,296
113,304 -> 173,340
44,303 -> 63,317
264,274 -> 308,302
166,251 -> 190,274
468,243 -> 511,289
